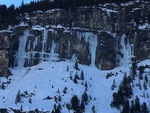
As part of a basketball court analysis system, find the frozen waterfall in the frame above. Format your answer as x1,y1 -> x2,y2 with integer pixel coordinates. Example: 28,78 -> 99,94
119,34 -> 134,66
77,32 -> 98,66
15,30 -> 30,67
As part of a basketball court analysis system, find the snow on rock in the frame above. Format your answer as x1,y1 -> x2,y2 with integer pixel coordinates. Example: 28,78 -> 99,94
19,22 -> 29,27
101,8 -> 117,16
137,59 -> 150,67
138,23 -> 150,30
32,25 -> 45,31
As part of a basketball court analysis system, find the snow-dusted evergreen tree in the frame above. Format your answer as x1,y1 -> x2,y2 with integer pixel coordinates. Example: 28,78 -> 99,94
141,102 -> 148,113
134,96 -> 140,112
111,79 -> 116,90
92,105 -> 96,113
15,90 -> 21,104
82,91 -> 88,104
111,75 -> 133,109
80,70 -> 84,80
121,100 -> 130,113
74,60 -> 79,70
71,95 -> 80,112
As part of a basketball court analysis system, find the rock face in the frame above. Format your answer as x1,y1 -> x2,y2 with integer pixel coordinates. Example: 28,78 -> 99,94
9,26 -> 116,70
0,32 -> 11,76
135,29 -> 150,62
0,1 -> 150,76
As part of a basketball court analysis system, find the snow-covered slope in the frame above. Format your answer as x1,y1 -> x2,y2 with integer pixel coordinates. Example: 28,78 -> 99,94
0,59 -> 129,113
0,59 -> 150,112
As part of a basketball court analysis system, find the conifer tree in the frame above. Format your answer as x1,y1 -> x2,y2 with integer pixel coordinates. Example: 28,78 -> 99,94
143,81 -> 147,90
144,75 -> 148,84
81,70 -> 84,80
15,90 -> 21,104
130,100 -> 135,113
74,76 -> 77,84
131,62 -> 137,79
139,80 -> 142,90
92,105 -> 96,113
141,102 -> 148,113
82,91 -> 88,104
71,95 -> 80,111
75,72 -> 79,79
111,79 -> 116,90
80,100 -> 85,111
85,81 -> 88,91
135,96 -> 140,112
67,66 -> 69,72
74,60 -> 79,70
121,100 -> 130,113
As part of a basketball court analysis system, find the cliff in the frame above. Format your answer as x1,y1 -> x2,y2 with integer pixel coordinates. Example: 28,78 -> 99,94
0,1 -> 150,76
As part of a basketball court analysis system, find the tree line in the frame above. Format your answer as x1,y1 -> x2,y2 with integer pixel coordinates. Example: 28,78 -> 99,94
0,0 -> 145,29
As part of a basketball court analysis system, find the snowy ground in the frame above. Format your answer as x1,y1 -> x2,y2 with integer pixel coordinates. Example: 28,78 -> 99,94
0,59 -> 150,113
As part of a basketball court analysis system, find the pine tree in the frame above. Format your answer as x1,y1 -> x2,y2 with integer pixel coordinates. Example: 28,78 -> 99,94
121,100 -> 130,113
131,62 -> 137,79
139,80 -> 142,90
67,65 -> 69,72
144,75 -> 148,84
139,73 -> 143,80
130,100 -> 135,113
20,105 -> 23,111
1,83 -> 5,89
15,90 -> 21,104
74,60 -> 79,70
143,91 -> 145,98
63,87 -> 67,94
111,75 -> 133,109
66,103 -> 71,111
71,95 -> 80,111
143,81 -> 147,90
80,100 -> 85,111
111,79 -> 116,90
74,76 -> 77,84
147,93 -> 149,98
29,98 -> 32,103
134,96 -> 140,112
141,102 -> 148,113
139,66 -> 145,76
58,95 -> 62,102
85,81 -> 88,91
92,105 -> 96,113
75,72 -> 79,79
82,91 -> 88,104
81,70 -> 84,80
111,93 -> 120,109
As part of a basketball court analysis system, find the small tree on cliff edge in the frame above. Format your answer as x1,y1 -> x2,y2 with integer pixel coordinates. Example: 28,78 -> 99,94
74,59 -> 79,70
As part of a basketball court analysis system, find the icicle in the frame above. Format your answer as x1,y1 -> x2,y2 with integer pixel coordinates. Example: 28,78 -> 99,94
50,40 -> 56,59
27,40 -> 31,50
119,34 -> 133,66
29,37 -> 38,64
15,30 -> 30,67
40,28 -> 48,61
77,32 -> 98,66
33,37 -> 38,51
89,33 -> 97,66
